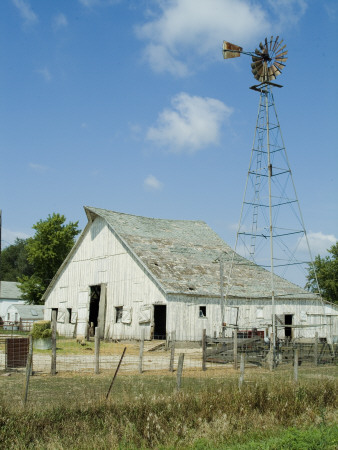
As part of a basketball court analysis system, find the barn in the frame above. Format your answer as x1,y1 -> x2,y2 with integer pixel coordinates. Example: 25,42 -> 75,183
43,207 -> 338,342
5,304 -> 44,331
0,281 -> 25,324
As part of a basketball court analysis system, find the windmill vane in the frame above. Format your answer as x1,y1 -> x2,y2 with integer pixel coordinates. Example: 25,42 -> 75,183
223,36 -> 288,84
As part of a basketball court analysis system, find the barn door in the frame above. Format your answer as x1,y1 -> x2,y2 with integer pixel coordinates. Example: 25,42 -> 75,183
77,291 -> 90,339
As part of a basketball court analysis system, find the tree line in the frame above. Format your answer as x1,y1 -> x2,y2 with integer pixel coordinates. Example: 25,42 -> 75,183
0,213 -> 337,305
0,213 -> 80,304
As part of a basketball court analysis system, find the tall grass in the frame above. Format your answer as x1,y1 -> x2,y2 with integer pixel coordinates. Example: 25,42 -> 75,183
0,376 -> 337,449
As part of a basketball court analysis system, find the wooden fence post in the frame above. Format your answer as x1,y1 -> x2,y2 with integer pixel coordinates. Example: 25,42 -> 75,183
106,347 -> 127,401
314,332 -> 318,366
95,327 -> 100,374
176,353 -> 185,391
233,328 -> 238,370
169,331 -> 176,372
23,335 -> 33,405
51,310 -> 57,375
202,328 -> 207,371
139,328 -> 145,374
239,353 -> 245,389
294,347 -> 299,382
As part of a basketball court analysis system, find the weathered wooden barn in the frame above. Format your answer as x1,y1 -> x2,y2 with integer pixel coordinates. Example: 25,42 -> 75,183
5,304 -> 44,331
43,207 -> 338,342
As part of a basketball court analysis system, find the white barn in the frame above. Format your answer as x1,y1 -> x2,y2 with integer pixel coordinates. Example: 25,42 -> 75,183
0,281 -> 25,323
43,207 -> 338,342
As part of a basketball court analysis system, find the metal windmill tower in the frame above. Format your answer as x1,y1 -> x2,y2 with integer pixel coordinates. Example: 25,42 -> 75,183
222,37 -> 322,349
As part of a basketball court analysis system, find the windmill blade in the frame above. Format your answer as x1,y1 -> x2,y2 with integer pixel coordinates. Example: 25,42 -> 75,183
251,60 -> 263,69
271,64 -> 281,76
276,44 -> 287,53
255,48 -> 262,56
265,37 -> 269,51
269,36 -> 273,51
272,36 -> 280,53
275,50 -> 288,58
252,55 -> 261,62
259,41 -> 264,50
274,38 -> 284,53
275,57 -> 288,63
273,62 -> 285,71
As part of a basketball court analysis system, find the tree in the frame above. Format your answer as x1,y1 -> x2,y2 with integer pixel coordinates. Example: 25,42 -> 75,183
18,213 -> 80,304
306,242 -> 338,304
0,238 -> 33,281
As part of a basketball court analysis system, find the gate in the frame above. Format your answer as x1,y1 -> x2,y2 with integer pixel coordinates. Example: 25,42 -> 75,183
5,337 -> 29,369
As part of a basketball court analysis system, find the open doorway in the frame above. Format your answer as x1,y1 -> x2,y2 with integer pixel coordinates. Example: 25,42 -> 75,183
284,314 -> 293,339
153,305 -> 166,339
89,285 -> 101,330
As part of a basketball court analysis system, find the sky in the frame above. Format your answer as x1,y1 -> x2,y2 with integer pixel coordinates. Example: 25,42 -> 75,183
0,0 -> 337,286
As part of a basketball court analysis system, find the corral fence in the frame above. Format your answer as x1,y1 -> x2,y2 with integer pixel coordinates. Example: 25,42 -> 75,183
0,320 -> 34,333
0,328 -> 337,407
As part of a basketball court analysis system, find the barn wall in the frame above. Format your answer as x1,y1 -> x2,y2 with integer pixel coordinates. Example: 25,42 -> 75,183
44,217 -> 166,339
165,296 -> 338,342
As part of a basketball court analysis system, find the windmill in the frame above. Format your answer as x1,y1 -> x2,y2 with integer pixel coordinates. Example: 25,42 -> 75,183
222,37 -> 323,356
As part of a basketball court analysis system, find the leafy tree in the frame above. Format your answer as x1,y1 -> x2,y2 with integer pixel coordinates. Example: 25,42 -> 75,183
18,213 -> 80,304
0,238 -> 33,281
306,242 -> 338,304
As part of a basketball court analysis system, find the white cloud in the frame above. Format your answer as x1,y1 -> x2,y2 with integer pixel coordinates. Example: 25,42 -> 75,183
36,67 -> 52,82
53,13 -> 68,30
147,92 -> 232,153
12,0 -> 38,26
29,163 -> 48,172
136,0 -> 308,76
2,228 -> 31,247
144,175 -> 163,191
299,232 -> 337,257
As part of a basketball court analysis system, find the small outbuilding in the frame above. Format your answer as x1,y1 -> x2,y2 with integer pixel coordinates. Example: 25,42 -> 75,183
43,207 -> 338,342
6,304 -> 44,331
0,281 -> 25,324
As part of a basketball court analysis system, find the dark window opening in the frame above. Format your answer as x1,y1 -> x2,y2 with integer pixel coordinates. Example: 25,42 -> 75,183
51,308 -> 58,321
115,306 -> 123,323
67,308 -> 72,324
199,306 -> 206,318
285,314 -> 293,338
153,305 -> 166,339
89,285 -> 101,329
188,286 -> 195,291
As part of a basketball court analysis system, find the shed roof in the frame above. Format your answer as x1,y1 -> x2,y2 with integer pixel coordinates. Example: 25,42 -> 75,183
85,207 -> 316,300
0,281 -> 22,300
9,304 -> 44,320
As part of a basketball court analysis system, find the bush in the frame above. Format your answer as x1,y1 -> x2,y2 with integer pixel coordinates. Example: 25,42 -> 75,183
31,321 -> 52,339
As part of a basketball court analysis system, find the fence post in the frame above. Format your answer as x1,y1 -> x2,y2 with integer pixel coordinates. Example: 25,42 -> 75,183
23,335 -> 33,405
51,310 -> 57,375
169,331 -> 176,372
233,328 -> 238,370
176,353 -> 185,391
239,353 -> 245,389
294,347 -> 299,382
202,328 -> 207,371
139,328 -> 145,374
314,332 -> 318,366
95,327 -> 100,374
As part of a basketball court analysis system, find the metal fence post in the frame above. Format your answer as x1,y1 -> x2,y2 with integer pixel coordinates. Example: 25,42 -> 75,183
239,353 -> 245,389
202,328 -> 207,371
294,347 -> 299,382
233,328 -> 238,370
139,328 -> 145,374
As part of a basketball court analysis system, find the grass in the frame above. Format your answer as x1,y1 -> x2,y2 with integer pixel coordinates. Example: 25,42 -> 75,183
0,368 -> 337,449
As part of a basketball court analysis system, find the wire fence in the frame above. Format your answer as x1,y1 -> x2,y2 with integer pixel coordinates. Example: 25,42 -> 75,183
0,330 -> 337,409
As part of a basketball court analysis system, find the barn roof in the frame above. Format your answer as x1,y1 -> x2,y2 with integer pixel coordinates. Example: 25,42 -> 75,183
85,207 -> 316,300
0,281 -> 22,300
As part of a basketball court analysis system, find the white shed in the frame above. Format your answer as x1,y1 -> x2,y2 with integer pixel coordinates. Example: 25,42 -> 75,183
0,281 -> 25,323
6,304 -> 44,331
43,207 -> 338,342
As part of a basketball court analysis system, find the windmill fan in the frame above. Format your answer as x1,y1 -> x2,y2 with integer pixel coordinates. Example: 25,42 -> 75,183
223,36 -> 288,84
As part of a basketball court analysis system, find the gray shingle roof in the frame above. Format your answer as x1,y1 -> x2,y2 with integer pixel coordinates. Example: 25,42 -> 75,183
0,281 -> 22,300
11,304 -> 44,320
85,207 -> 316,300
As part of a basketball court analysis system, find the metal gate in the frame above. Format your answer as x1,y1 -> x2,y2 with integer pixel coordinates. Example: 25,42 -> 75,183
5,337 -> 29,369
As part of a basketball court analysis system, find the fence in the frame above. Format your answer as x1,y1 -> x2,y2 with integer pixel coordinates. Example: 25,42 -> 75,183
0,328 -> 337,409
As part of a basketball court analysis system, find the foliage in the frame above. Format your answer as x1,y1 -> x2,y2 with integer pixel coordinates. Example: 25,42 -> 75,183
18,213 -> 80,304
31,320 -> 52,339
306,242 -> 338,304
0,238 -> 33,282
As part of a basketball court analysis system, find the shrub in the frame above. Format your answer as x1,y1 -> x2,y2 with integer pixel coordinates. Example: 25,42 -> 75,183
31,320 -> 52,339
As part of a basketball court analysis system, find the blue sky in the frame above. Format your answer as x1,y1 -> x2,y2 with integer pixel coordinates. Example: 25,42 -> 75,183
1,0 -> 337,284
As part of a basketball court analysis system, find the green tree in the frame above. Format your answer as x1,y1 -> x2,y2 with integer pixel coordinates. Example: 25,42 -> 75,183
306,242 -> 338,304
0,238 -> 33,281
18,213 -> 80,304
